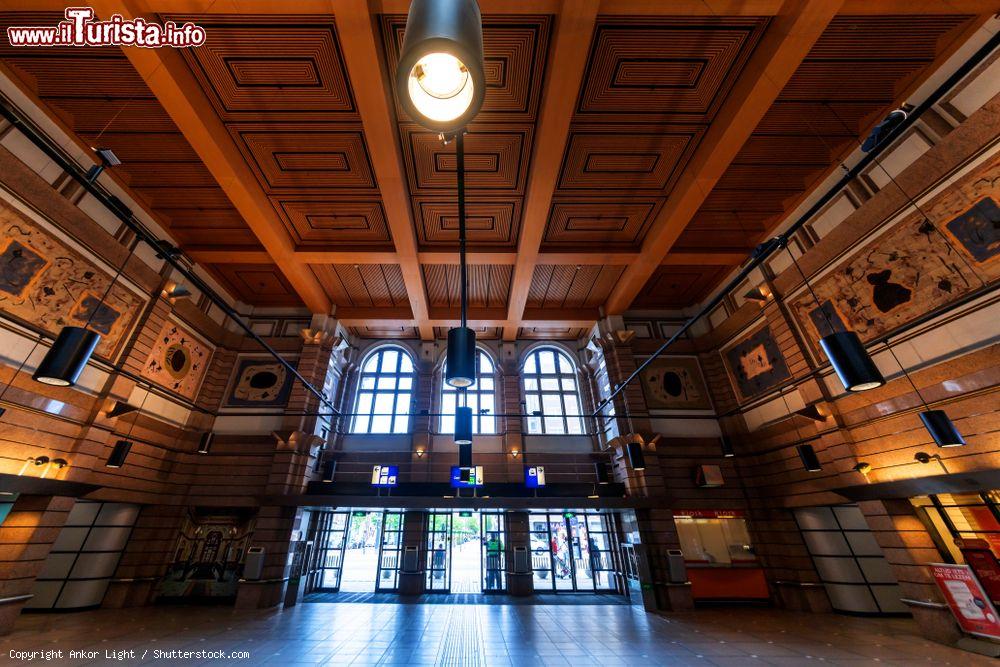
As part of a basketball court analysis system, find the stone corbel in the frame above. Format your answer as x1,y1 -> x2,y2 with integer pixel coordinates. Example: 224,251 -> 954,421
271,430 -> 325,454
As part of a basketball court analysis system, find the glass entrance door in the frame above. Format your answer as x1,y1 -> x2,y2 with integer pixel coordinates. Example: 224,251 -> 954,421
529,511 -> 619,592
306,510 -> 350,592
481,511 -> 506,592
426,511 -> 451,592
376,510 -> 404,592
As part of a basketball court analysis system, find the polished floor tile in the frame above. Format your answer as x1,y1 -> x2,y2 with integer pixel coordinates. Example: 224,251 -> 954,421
2,602 -> 994,666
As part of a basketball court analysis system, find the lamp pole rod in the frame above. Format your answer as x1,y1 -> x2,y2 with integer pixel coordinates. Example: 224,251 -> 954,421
457,130 -> 468,329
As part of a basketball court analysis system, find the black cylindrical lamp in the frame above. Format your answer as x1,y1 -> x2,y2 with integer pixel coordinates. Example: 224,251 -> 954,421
820,331 -> 885,392
396,0 -> 485,133
920,410 -> 965,448
106,439 -> 132,468
322,459 -> 337,483
720,435 -> 735,458
33,326 -> 100,387
626,441 -> 645,471
454,405 -> 473,444
446,327 -> 477,388
196,432 -> 214,454
594,461 -> 610,484
458,442 -> 472,468
797,444 -> 822,472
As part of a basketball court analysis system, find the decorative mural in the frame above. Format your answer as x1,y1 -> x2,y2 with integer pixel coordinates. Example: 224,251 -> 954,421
0,199 -> 144,359
224,355 -> 297,408
141,319 -> 213,400
792,152 -> 1000,348
157,509 -> 255,601
639,356 -> 712,410
722,324 -> 791,401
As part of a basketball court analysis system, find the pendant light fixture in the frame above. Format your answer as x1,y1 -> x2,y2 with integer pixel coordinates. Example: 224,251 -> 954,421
444,131 -> 476,389
797,444 -> 822,472
886,345 -> 965,448
396,0 -> 485,133
782,240 -> 884,392
455,399 -> 473,445
106,382 -> 150,468
34,241 -> 136,387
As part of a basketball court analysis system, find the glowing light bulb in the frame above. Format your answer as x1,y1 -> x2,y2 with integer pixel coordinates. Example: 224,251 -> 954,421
407,52 -> 474,122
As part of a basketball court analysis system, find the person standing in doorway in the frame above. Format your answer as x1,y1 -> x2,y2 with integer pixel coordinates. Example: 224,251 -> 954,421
486,533 -> 503,590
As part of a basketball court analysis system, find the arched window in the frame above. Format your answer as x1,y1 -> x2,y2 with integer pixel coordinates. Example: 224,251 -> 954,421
351,346 -> 415,434
522,347 -> 583,435
440,350 -> 496,435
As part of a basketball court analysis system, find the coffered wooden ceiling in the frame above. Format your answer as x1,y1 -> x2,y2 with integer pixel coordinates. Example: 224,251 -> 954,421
0,1 -> 991,340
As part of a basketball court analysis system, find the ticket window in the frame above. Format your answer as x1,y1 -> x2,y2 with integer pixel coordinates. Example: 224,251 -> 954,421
912,492 -> 1000,563
675,513 -> 756,565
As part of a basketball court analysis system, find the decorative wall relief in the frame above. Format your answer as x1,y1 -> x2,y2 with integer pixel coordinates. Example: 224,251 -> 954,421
141,319 -> 213,400
792,152 -> 1000,347
722,324 -> 791,401
224,355 -> 297,408
639,356 -> 712,410
0,199 -> 144,359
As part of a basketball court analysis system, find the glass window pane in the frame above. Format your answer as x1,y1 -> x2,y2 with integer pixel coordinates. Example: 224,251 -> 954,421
441,416 -> 455,434
361,377 -> 375,389
480,377 -> 494,391
376,376 -> 396,390
542,394 -> 562,415
544,417 -> 564,434
524,354 -> 537,374
540,378 -> 560,391
539,350 -> 556,374
481,415 -> 496,434
399,353 -> 414,373
393,414 -> 409,434
524,378 -> 538,391
362,355 -> 380,372
371,414 -> 391,433
380,349 -> 399,373
354,415 -> 370,433
480,353 -> 494,373
567,416 -> 583,434
398,377 -> 413,390
564,396 -> 580,415
528,417 -> 542,434
374,393 -> 394,417
525,394 -> 540,414
562,377 -> 577,391
357,392 -> 373,415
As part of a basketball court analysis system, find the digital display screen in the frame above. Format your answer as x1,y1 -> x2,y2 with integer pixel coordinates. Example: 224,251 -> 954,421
371,465 -> 398,487
450,465 -> 484,488
525,465 -> 546,488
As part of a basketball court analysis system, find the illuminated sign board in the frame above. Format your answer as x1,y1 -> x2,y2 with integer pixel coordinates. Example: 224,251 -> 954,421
371,465 -> 398,487
525,465 -> 546,488
450,465 -> 484,488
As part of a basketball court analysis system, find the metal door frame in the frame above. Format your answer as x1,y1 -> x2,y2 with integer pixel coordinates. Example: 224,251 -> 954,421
375,509 -> 404,592
480,510 -> 506,593
306,509 -> 351,592
426,510 -> 452,592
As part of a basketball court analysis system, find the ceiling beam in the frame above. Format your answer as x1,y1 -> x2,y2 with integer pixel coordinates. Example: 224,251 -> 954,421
661,251 -> 748,266
604,0 -> 844,315
90,0 -> 332,314
504,0 -> 601,341
336,0 -> 433,340
9,0 -> 993,13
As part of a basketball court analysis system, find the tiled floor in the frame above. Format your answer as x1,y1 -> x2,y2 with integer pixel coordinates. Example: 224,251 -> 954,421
303,592 -> 627,604
4,603 -> 995,666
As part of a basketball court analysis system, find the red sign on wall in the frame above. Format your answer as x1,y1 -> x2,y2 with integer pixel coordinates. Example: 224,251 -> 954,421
930,563 -> 1000,640
958,539 -> 1000,603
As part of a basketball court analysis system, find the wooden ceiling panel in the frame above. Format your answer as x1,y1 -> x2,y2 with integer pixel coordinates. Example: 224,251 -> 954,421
172,16 -> 357,121
575,17 -> 769,123
527,265 -> 625,309
380,15 -> 552,123
271,197 -> 391,250
311,264 -> 409,308
434,326 -> 500,340
350,325 -> 419,339
633,265 -> 732,309
413,197 -> 521,250
517,327 -> 587,340
3,56 -> 152,99
423,264 -> 512,309
556,126 -> 704,192
543,200 -> 660,251
211,263 -> 304,307
230,124 -> 377,193
400,124 -> 532,195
